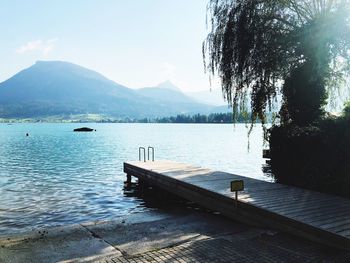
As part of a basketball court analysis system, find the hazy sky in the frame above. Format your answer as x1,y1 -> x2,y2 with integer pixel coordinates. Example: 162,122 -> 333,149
0,0 -> 221,92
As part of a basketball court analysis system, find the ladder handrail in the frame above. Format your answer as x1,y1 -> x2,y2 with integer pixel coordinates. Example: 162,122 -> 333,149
148,146 -> 155,161
139,147 -> 146,162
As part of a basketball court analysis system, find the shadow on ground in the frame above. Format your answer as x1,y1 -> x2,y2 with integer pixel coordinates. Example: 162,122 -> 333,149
1,181 -> 349,263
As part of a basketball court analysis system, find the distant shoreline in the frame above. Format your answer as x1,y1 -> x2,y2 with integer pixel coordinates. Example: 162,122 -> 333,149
0,121 -> 254,124
0,112 -> 269,124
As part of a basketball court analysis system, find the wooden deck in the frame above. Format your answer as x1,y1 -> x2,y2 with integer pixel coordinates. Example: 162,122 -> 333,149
124,160 -> 350,250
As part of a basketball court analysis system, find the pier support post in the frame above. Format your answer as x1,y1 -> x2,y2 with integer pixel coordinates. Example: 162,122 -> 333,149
235,191 -> 238,209
126,174 -> 132,185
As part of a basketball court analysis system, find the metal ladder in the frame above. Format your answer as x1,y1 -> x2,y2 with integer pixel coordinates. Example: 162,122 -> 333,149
138,146 -> 155,162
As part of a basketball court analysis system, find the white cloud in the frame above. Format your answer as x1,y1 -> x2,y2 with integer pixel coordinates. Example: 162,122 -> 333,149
16,38 -> 57,56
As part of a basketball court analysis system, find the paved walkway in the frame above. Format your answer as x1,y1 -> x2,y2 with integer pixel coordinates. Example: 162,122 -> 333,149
1,191 -> 349,262
103,225 -> 349,263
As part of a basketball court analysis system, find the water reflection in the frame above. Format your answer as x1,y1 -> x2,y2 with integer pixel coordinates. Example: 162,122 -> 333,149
123,180 -> 203,213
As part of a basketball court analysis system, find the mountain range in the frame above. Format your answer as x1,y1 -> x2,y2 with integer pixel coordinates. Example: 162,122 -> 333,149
0,61 -> 228,119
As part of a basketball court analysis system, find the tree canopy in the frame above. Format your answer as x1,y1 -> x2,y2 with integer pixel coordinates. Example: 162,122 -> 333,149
203,0 -> 350,126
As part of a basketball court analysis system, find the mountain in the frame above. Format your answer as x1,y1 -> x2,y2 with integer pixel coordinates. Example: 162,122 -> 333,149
137,81 -> 196,104
186,88 -> 227,106
156,80 -> 181,92
0,61 -> 214,119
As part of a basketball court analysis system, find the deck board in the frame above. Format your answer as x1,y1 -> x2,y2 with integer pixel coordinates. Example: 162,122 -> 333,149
124,160 -> 350,250
258,200 -> 350,215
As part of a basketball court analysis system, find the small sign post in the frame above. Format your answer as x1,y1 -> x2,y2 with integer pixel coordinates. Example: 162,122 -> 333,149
230,180 -> 244,208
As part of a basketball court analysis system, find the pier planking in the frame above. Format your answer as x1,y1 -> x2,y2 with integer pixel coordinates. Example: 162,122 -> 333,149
124,160 -> 350,250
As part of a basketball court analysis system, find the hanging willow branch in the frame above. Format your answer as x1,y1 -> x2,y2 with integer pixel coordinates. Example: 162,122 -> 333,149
203,0 -> 350,126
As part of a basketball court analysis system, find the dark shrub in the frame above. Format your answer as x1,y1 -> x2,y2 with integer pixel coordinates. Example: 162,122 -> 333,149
269,116 -> 350,198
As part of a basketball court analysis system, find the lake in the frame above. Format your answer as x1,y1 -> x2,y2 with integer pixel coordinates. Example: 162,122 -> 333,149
0,123 -> 270,236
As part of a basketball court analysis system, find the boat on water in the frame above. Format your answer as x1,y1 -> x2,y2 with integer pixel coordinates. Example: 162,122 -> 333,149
73,127 -> 95,132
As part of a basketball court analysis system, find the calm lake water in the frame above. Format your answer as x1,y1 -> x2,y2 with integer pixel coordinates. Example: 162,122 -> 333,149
0,123 -> 269,236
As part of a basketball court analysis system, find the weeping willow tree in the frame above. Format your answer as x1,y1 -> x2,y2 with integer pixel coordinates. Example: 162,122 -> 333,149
203,0 -> 350,126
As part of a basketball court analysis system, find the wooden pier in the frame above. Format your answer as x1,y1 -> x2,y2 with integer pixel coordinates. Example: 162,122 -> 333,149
124,160 -> 350,250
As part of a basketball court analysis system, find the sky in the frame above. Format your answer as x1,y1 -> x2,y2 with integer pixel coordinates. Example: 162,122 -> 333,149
0,0 -> 221,92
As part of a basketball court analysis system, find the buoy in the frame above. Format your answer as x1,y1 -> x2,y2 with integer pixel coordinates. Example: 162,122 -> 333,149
26,133 -> 29,136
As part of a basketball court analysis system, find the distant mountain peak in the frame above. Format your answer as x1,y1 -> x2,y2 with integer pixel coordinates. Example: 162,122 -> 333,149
34,60 -> 82,68
157,80 -> 181,92
36,60 -> 65,64
0,61 -> 217,119
29,60 -> 115,84
33,60 -> 94,71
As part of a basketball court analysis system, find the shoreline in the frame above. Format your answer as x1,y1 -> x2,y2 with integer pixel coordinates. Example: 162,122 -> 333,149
0,209 -> 170,240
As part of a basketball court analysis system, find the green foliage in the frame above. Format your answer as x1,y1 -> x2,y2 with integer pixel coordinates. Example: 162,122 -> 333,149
204,0 -> 350,126
149,112 -> 250,123
280,61 -> 328,126
343,101 -> 350,119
